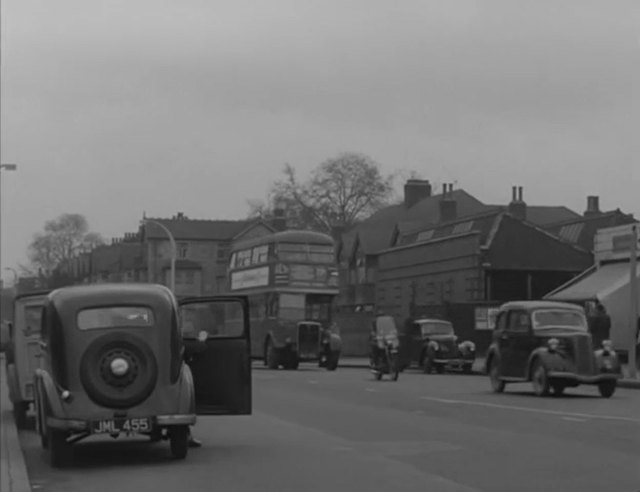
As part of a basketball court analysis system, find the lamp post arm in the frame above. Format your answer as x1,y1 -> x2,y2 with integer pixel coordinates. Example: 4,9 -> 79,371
142,219 -> 177,293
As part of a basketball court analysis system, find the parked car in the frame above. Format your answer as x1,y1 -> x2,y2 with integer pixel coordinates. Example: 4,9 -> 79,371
485,301 -> 622,398
4,290 -> 50,429
33,283 -> 251,467
400,318 -> 476,374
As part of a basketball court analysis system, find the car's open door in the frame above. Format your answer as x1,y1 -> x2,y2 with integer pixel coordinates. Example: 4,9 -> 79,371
178,295 -> 251,415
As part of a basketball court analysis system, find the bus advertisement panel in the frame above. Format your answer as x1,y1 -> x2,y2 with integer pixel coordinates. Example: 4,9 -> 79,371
228,230 -> 342,371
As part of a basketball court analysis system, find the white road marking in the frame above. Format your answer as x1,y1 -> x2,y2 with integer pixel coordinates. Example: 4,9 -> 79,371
419,396 -> 640,423
365,388 -> 377,392
562,417 -> 588,422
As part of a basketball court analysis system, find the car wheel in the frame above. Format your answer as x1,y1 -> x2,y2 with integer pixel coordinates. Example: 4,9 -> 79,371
435,364 -> 445,374
325,353 -> 339,371
489,359 -> 506,393
531,360 -> 550,396
551,383 -> 565,397
598,380 -> 616,398
169,426 -> 189,459
462,364 -> 473,375
13,401 -> 28,430
266,340 -> 279,370
48,428 -> 72,468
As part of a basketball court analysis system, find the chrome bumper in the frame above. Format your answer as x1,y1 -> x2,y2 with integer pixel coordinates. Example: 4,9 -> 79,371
46,413 -> 196,431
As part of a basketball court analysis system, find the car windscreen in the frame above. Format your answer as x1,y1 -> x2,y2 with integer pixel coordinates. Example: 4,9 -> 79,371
419,321 -> 453,336
532,309 -> 587,331
77,306 -> 154,330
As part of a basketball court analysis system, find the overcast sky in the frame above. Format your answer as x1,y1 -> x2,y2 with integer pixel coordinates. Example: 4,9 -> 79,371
1,0 -> 638,283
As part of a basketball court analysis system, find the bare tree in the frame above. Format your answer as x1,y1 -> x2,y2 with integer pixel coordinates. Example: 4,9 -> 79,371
27,213 -> 105,275
249,152 -> 395,233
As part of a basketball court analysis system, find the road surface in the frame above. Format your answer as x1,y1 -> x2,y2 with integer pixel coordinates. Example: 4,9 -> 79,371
18,365 -> 640,492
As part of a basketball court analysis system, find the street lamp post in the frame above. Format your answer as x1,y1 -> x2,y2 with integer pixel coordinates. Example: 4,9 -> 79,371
628,224 -> 638,379
142,219 -> 176,293
0,163 -> 18,289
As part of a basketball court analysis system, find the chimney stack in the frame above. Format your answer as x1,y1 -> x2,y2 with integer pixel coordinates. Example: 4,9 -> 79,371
507,185 -> 527,221
271,207 -> 287,231
439,183 -> 457,222
583,195 -> 601,217
404,179 -> 432,209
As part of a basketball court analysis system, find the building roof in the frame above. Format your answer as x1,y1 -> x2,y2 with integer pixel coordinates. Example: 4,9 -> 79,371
142,217 -> 266,241
543,210 -> 638,252
395,210 -> 504,247
345,188 -> 490,258
485,204 -> 582,226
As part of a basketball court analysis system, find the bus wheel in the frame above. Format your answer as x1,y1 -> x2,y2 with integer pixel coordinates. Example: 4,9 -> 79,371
284,355 -> 299,370
266,340 -> 280,370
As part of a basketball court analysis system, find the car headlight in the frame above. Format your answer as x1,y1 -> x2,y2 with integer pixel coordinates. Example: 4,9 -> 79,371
602,339 -> 613,351
547,338 -> 559,352
428,340 -> 439,350
285,337 -> 292,344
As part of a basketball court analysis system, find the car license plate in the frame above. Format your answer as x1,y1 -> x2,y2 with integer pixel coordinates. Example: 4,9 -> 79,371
91,417 -> 152,434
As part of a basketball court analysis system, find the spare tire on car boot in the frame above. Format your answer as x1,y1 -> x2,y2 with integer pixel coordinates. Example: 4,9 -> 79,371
80,332 -> 158,409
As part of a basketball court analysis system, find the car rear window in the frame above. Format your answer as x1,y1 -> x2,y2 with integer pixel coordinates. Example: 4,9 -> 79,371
77,306 -> 154,330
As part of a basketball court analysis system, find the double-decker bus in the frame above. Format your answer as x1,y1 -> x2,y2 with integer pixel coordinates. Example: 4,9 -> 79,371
227,230 -> 342,370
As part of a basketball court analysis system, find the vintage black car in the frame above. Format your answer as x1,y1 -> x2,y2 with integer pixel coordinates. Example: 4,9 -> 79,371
33,283 -> 251,467
400,318 -> 476,374
485,301 -> 622,398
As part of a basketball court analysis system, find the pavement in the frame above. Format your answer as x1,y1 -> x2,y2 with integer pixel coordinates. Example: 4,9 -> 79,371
0,355 -> 32,492
337,355 -> 640,389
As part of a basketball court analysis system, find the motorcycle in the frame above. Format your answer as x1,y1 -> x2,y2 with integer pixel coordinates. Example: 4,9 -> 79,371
370,315 -> 400,381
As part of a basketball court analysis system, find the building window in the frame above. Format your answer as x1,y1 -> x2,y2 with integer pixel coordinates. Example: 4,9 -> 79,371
452,221 -> 473,235
417,230 -> 435,242
178,242 -> 189,259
